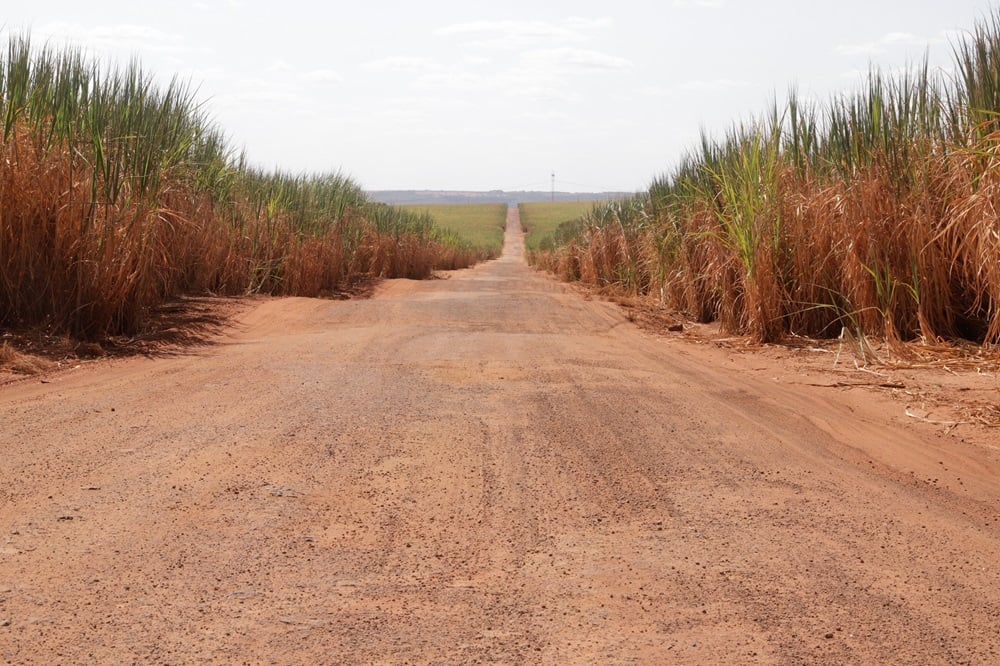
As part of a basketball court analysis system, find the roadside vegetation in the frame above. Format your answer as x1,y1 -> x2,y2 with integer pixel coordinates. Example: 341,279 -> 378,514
0,35 -> 489,342
400,203 -> 507,256
531,11 -> 1000,351
519,201 -> 602,251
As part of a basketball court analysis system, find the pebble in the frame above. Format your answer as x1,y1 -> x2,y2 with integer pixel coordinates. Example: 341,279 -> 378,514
1,620 -> 10,627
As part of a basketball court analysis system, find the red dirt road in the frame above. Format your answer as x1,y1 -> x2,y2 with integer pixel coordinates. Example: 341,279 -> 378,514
1,208 -> 998,664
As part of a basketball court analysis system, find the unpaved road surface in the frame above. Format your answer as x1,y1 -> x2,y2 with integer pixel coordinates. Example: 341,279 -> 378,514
1,208 -> 998,664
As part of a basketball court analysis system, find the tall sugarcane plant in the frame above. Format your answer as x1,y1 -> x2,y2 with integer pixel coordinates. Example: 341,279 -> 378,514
0,34 -> 488,339
532,9 -> 1000,348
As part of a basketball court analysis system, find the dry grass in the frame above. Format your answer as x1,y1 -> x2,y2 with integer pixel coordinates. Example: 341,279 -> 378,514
0,342 -> 55,375
0,36 -> 488,342
532,11 -> 1000,355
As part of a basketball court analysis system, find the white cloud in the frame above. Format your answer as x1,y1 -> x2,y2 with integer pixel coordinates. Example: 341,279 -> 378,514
364,56 -> 438,72
637,85 -> 673,98
524,48 -> 633,71
191,0 -> 243,11
881,31 -> 928,46
36,22 -> 188,55
192,0 -> 243,7
565,17 -> 613,30
301,69 -> 343,83
437,19 -> 587,42
266,60 -> 294,73
519,110 -> 572,122
836,30 -> 947,57
679,78 -> 750,92
507,84 -> 581,104
836,42 -> 884,57
673,0 -> 725,7
188,66 -> 226,82
412,69 -> 483,90
435,17 -> 611,51
216,87 -> 306,110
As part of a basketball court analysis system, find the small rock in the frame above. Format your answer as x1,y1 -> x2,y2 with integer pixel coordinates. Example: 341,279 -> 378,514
56,514 -> 75,521
1,619 -> 10,627
667,323 -> 684,332
824,632 -> 834,639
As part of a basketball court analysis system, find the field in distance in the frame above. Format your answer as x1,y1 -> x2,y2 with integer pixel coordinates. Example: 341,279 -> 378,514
519,201 -> 602,250
400,203 -> 508,255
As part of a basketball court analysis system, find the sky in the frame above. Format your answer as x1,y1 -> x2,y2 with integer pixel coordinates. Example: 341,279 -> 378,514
2,1 -> 996,192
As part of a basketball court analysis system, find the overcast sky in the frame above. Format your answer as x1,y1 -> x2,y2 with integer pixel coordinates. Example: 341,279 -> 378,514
3,1 -> 995,192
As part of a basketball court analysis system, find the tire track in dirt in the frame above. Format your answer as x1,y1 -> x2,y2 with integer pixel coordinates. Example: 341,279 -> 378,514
0,207 -> 997,664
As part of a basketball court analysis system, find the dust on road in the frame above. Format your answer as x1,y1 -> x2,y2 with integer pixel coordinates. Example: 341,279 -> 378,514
1,207 -> 997,664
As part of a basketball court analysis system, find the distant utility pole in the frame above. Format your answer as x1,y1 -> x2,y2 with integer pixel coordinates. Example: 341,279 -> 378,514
551,171 -> 555,202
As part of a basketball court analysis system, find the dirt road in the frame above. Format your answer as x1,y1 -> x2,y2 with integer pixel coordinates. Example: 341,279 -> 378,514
1,207 -> 998,664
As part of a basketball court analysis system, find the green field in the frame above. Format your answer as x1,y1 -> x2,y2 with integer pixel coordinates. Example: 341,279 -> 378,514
401,203 -> 508,255
519,201 -> 601,250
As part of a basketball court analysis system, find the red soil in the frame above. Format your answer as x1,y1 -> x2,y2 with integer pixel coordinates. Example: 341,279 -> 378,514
0,208 -> 997,664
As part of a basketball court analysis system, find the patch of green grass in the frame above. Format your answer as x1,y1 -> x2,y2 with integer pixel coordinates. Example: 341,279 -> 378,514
401,203 -> 507,254
519,201 -> 601,250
